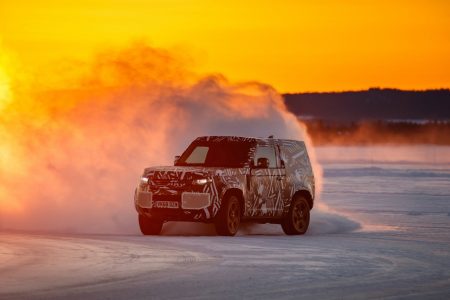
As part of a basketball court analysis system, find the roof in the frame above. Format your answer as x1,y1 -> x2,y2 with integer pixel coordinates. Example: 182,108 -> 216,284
194,136 -> 303,144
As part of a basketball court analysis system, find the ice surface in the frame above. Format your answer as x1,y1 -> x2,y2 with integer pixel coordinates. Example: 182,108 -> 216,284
1,146 -> 450,299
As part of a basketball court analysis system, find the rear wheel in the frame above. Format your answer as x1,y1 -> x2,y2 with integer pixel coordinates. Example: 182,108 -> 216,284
139,215 -> 163,235
281,196 -> 310,235
215,195 -> 241,236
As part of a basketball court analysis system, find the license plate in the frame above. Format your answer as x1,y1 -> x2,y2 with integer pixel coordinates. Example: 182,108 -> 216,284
154,201 -> 179,209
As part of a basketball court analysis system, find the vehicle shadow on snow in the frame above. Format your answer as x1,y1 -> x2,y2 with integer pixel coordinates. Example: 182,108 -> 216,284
159,210 -> 360,236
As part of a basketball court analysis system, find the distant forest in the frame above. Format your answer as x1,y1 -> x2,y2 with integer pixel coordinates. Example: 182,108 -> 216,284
283,88 -> 450,145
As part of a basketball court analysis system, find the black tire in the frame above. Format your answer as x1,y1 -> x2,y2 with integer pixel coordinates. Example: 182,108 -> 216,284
281,196 -> 310,235
215,195 -> 241,236
139,215 -> 163,235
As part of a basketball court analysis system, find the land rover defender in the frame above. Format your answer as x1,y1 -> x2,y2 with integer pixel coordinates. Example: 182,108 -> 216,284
134,136 -> 315,236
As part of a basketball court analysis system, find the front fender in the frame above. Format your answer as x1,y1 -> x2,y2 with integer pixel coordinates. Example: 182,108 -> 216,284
212,170 -> 247,217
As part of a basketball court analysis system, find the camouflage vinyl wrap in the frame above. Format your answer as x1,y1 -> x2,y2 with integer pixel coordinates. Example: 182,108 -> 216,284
135,136 -> 315,222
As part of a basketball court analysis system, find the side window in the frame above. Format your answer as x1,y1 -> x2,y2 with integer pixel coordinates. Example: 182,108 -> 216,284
253,145 -> 277,168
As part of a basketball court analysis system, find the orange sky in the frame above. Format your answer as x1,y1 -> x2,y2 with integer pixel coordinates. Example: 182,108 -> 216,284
0,0 -> 449,92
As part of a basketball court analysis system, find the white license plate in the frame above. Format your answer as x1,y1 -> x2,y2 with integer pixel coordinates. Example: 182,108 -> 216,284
154,201 -> 179,209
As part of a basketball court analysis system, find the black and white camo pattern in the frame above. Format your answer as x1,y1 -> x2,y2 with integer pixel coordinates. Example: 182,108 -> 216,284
135,136 -> 314,221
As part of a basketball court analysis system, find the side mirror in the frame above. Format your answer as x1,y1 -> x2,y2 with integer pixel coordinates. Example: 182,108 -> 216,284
280,159 -> 285,168
174,155 -> 180,165
256,157 -> 270,169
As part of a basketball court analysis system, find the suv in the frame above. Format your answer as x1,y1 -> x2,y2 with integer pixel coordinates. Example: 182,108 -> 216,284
134,136 -> 315,236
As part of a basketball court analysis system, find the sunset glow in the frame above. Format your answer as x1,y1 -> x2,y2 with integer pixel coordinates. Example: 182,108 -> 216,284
0,58 -> 12,110
0,0 -> 449,92
0,0 -> 447,228
1,3 -> 450,298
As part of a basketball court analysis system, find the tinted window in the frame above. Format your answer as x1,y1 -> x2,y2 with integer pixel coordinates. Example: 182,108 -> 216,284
253,145 -> 277,168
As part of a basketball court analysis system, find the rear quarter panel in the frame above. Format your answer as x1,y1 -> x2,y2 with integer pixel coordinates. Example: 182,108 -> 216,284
278,140 -> 315,211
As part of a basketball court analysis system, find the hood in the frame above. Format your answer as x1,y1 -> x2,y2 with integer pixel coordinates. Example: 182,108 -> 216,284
142,166 -> 220,188
142,165 -> 248,186
143,166 -> 220,178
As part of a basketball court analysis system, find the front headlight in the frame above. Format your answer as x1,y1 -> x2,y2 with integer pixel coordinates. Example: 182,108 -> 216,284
192,178 -> 212,185
140,176 -> 149,185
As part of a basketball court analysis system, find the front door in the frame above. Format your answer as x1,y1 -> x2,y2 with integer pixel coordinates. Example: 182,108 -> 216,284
248,141 -> 286,217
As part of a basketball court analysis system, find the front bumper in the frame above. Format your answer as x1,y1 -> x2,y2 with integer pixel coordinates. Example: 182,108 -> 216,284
135,189 -> 214,221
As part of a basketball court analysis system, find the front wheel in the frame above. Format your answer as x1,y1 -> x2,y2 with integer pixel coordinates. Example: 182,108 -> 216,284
281,196 -> 310,235
139,215 -> 163,235
215,195 -> 241,236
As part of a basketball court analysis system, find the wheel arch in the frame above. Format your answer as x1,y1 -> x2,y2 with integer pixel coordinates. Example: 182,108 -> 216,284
221,188 -> 245,217
292,189 -> 314,210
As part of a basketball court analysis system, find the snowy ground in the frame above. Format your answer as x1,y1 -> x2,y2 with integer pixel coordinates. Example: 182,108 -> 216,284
1,147 -> 450,299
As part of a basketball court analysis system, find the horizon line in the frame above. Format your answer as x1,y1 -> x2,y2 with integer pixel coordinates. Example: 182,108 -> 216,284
282,87 -> 450,95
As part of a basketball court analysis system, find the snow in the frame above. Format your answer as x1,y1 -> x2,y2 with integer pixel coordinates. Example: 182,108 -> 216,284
1,146 -> 450,299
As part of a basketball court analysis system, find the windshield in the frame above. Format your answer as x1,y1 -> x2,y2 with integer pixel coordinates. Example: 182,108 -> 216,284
175,140 -> 254,167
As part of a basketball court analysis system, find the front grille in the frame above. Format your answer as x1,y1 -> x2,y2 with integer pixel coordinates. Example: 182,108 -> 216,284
151,180 -> 186,189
